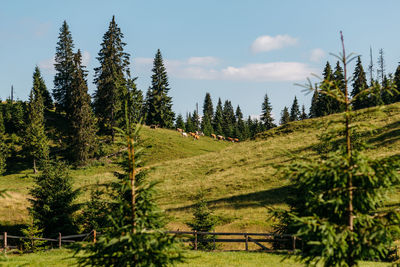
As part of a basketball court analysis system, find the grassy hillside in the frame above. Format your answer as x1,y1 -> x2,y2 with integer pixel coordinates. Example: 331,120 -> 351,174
1,103 -> 400,239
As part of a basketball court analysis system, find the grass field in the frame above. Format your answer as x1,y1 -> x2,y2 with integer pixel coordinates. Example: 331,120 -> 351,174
1,103 -> 400,237
0,249 -> 391,267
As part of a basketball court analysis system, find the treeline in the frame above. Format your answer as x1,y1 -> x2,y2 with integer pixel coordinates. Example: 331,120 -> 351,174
175,92 -> 276,140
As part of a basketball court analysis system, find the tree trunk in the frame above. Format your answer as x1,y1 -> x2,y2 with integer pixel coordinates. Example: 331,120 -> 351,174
33,158 -> 37,174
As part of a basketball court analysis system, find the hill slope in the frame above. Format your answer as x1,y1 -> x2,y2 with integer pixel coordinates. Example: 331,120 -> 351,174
1,104 -> 400,237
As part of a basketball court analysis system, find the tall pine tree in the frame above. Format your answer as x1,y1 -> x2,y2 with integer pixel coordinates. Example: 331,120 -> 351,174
213,98 -> 224,135
145,49 -> 175,128
69,50 -> 97,165
93,16 -> 130,141
53,21 -> 75,114
126,78 -> 143,125
203,93 -> 214,119
318,62 -> 335,116
289,96 -> 301,121
175,114 -> 185,131
332,61 -> 345,113
25,67 -> 49,173
260,93 -> 275,129
222,100 -> 235,137
280,106 -> 290,125
351,56 -> 369,110
32,66 -> 53,110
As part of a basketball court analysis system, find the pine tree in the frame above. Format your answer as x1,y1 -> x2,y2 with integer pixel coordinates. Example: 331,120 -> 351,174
201,114 -> 213,136
222,100 -> 235,137
74,121 -> 183,266
280,106 -> 290,125
260,93 -> 275,129
175,114 -> 185,131
351,56 -> 369,110
29,161 -> 79,237
377,48 -> 385,84
309,89 -> 319,118
145,49 -> 175,128
69,50 -> 97,165
332,61 -> 345,112
192,110 -> 200,131
53,21 -> 75,113
185,112 -> 194,133
0,105 -> 7,175
93,16 -> 130,140
394,64 -> 400,102
203,92 -> 214,119
234,105 -> 246,140
126,78 -> 143,125
32,66 -> 53,110
213,98 -> 224,135
289,96 -> 300,121
381,75 -> 395,105
318,62 -> 335,116
300,105 -> 307,120
25,67 -> 49,173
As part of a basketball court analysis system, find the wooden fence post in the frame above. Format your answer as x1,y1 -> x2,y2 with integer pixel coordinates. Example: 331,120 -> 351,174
213,230 -> 216,250
58,233 -> 62,249
194,231 -> 198,250
245,233 -> 248,251
292,236 -> 296,251
3,232 -> 7,252
93,230 -> 97,243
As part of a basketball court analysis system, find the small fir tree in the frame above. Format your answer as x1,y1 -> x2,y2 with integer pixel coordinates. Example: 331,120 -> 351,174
185,112 -> 194,133
24,67 -> 49,173
289,96 -> 301,121
69,50 -> 97,165
332,61 -> 346,112
187,191 -> 216,250
192,110 -> 200,131
74,121 -> 183,266
21,217 -> 45,252
260,93 -> 276,129
222,100 -> 235,137
280,106 -> 290,125
201,114 -> 213,136
175,114 -> 186,131
29,161 -> 79,237
32,66 -> 53,110
126,78 -> 143,124
309,88 -> 319,118
300,105 -> 307,120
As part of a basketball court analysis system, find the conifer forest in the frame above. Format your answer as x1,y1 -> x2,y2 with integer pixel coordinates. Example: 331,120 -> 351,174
2,2 -> 400,266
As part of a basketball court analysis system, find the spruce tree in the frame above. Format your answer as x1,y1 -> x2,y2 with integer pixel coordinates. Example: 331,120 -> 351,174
53,21 -> 75,113
93,16 -> 130,140
32,66 -> 53,110
126,78 -> 143,125
29,161 -> 79,237
203,92 -> 214,119
213,98 -> 224,135
377,48 -> 385,84
0,106 -> 7,175
25,67 -> 49,173
332,61 -> 345,112
235,105 -> 246,139
260,93 -> 275,129
201,114 -> 213,136
222,100 -> 235,137
300,105 -> 307,120
69,50 -> 97,165
309,89 -> 319,118
351,56 -> 369,110
318,62 -> 334,116
394,64 -> 400,102
175,114 -> 185,131
185,112 -> 194,133
145,49 -> 175,128
289,96 -> 300,121
381,75 -> 395,105
192,110 -> 200,131
280,106 -> 290,125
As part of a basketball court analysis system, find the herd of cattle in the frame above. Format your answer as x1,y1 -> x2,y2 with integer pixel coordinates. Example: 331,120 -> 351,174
176,128 -> 239,142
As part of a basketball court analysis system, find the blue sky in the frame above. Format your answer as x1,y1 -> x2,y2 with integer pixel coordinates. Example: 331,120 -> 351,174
1,1 -> 400,122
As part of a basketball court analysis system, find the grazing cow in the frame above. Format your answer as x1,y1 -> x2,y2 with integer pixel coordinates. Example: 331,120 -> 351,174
196,131 -> 205,136
177,128 -> 183,133
194,134 -> 200,140
211,134 -> 216,139
181,132 -> 188,137
150,124 -> 157,129
217,135 -> 225,141
189,132 -> 196,137
234,138 -> 239,142
227,137 -> 234,142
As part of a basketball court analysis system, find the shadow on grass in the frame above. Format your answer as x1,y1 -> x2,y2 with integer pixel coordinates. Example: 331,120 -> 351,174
168,186 -> 291,212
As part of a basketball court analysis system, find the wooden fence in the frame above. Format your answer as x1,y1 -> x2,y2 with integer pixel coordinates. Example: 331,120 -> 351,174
1,230 -> 299,252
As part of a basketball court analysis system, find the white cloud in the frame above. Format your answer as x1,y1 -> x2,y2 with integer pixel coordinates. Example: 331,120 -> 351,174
187,56 -> 220,66
310,48 -> 325,62
221,62 -> 315,82
82,51 -> 91,66
251,34 -> 298,53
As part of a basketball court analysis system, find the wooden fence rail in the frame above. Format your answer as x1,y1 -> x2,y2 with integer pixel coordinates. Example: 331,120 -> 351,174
1,230 -> 299,252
